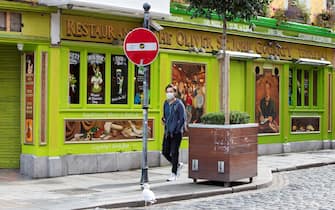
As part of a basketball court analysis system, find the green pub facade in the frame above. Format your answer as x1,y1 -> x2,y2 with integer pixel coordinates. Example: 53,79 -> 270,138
0,1 -> 335,177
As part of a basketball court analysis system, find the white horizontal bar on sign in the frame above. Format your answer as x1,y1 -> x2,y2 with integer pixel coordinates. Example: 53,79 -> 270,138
126,43 -> 157,51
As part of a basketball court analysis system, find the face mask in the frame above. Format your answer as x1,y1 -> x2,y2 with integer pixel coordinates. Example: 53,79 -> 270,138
166,92 -> 175,100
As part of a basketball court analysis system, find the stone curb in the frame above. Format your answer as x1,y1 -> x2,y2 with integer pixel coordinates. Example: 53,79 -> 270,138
272,161 -> 335,173
88,188 -> 234,209
78,169 -> 273,209
78,161 -> 335,210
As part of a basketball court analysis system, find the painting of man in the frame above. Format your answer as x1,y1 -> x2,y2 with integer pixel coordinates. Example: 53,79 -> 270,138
256,69 -> 279,133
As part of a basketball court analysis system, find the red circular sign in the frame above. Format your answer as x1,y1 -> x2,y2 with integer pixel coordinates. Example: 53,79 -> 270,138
123,28 -> 159,66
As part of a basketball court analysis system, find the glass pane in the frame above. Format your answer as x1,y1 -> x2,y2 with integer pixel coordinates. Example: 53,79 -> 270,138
134,65 -> 150,105
291,117 -> 320,133
87,53 -> 105,104
313,71 -> 318,106
304,71 -> 309,106
297,69 -> 302,106
111,55 -> 128,104
0,12 -> 6,31
289,68 -> 292,106
10,13 -> 21,32
69,51 -> 80,104
172,62 -> 206,124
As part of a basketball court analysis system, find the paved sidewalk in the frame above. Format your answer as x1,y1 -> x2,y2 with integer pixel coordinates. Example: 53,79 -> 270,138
0,149 -> 335,210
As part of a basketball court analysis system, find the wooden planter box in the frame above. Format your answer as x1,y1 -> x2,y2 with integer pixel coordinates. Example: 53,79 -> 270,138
188,123 -> 258,185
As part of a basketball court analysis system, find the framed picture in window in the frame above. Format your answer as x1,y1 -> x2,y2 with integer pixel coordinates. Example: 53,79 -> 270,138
255,68 -> 280,134
111,55 -> 128,104
134,65 -> 150,105
291,116 -> 320,134
87,53 -> 105,104
69,51 -> 80,104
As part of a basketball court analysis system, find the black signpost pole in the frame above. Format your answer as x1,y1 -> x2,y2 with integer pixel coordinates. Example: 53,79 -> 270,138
140,2 -> 151,186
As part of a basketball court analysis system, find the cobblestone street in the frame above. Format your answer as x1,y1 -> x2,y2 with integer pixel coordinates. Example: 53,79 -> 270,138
142,165 -> 335,210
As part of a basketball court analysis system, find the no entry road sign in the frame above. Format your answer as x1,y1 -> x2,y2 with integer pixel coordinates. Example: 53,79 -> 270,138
123,28 -> 159,66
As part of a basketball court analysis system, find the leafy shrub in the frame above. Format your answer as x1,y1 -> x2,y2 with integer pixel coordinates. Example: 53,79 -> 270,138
200,111 -> 250,125
315,9 -> 335,28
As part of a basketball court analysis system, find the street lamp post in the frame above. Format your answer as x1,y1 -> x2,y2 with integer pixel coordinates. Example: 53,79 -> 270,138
140,2 -> 151,186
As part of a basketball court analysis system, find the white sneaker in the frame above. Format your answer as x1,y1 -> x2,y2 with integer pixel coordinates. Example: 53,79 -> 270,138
166,173 -> 177,181
177,162 -> 184,177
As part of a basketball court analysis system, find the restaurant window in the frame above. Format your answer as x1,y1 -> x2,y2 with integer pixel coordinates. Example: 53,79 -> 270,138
172,62 -> 206,124
289,66 -> 319,107
87,53 -> 105,104
134,65 -> 150,105
304,71 -> 309,106
68,51 -> 80,104
289,68 -> 293,106
313,70 -> 318,106
296,69 -> 302,106
111,55 -> 128,104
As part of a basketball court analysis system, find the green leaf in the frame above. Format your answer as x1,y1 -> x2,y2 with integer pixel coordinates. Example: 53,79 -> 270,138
188,0 -> 271,22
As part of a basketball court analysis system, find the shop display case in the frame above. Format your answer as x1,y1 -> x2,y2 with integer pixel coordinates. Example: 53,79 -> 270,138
291,116 -> 320,134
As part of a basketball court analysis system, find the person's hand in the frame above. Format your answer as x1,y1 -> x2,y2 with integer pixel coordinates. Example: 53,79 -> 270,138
268,116 -> 273,122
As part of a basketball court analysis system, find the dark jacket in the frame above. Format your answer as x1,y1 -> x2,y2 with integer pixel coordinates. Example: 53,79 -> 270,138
260,97 -> 276,119
163,98 -> 186,136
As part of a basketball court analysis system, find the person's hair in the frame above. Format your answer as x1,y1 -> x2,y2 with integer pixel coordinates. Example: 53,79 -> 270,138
165,84 -> 176,92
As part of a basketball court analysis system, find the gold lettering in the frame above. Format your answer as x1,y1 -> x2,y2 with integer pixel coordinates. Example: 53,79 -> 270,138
108,25 -> 114,39
81,24 -> 88,37
96,24 -> 101,38
185,33 -> 191,47
207,37 -> 214,50
74,22 -> 82,37
167,33 -> 172,45
255,41 -> 263,54
201,37 -> 207,49
90,24 -> 96,38
279,48 -> 285,57
101,25 -> 107,39
158,32 -> 173,45
66,20 -> 76,36
176,32 -> 185,46
158,32 -> 164,45
192,34 -> 200,48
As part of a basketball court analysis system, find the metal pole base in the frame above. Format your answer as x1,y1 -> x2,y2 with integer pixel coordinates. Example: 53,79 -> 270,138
140,168 -> 149,185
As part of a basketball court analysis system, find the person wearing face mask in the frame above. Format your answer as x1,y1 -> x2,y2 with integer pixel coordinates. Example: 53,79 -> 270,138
162,84 -> 186,181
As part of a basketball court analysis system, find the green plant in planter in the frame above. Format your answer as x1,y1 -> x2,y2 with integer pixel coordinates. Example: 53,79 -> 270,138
272,1 -> 310,25
272,8 -> 287,26
315,9 -> 335,28
200,111 -> 250,125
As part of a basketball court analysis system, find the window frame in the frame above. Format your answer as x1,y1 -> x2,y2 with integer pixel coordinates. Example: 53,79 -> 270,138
289,65 -> 321,109
0,11 -> 22,32
65,47 -> 156,110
